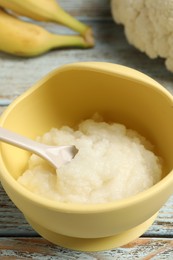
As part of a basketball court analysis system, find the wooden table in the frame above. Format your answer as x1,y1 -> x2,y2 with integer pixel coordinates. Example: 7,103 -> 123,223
0,1 -> 173,258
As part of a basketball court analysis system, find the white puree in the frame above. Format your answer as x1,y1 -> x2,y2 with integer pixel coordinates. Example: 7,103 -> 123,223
18,115 -> 162,204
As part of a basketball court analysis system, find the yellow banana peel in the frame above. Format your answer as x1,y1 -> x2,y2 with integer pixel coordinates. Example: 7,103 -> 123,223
0,0 -> 93,42
0,9 -> 94,57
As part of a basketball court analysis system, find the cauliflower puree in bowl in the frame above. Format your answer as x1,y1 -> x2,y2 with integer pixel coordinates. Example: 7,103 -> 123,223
0,62 -> 173,251
18,114 -> 162,204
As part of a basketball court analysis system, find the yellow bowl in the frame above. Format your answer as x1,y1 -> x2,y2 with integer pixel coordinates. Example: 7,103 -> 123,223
0,62 -> 173,251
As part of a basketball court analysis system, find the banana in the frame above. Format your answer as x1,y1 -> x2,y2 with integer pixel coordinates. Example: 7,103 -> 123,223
0,0 -> 93,43
0,9 -> 94,57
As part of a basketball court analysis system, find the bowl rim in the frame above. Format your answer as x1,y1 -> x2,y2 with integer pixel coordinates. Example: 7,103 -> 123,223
0,62 -> 173,213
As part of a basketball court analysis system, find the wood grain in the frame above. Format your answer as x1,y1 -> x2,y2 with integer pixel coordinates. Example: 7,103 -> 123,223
0,237 -> 173,259
0,18 -> 172,100
0,0 -> 173,258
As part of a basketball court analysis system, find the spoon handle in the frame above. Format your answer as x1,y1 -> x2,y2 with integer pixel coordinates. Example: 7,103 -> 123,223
0,127 -> 78,169
0,126 -> 45,155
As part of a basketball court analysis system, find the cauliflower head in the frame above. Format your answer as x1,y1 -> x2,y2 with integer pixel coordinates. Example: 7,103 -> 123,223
111,0 -> 173,72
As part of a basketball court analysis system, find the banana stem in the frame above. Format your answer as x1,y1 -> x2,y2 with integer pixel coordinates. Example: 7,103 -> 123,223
49,34 -> 94,49
53,6 -> 92,40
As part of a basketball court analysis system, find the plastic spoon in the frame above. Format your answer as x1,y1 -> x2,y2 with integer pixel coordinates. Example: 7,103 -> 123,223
0,127 -> 78,169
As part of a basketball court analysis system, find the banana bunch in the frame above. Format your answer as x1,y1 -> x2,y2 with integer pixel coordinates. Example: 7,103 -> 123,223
0,0 -> 94,57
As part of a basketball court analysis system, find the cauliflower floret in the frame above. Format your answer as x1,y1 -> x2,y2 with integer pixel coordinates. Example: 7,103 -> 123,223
111,0 -> 173,72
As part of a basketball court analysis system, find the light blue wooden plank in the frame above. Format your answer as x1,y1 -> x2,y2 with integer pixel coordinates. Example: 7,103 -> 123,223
0,20 -> 172,100
0,0 -> 173,257
0,237 -> 173,259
